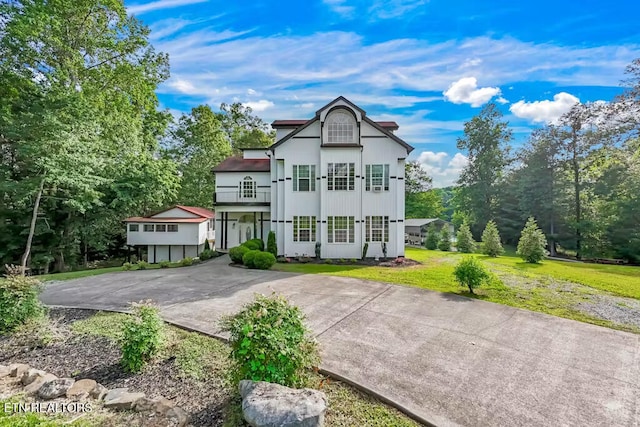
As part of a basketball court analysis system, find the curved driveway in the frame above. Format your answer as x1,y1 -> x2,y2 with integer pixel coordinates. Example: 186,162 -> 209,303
41,255 -> 640,427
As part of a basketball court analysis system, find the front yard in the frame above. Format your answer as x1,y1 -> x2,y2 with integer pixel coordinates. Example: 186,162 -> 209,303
273,248 -> 640,333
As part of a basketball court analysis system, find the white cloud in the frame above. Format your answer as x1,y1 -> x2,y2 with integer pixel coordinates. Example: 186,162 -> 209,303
168,78 -> 197,94
247,89 -> 257,95
509,92 -> 580,123
322,0 -> 355,17
324,0 -> 428,19
415,151 -> 469,188
128,0 -> 208,15
245,100 -> 275,112
496,96 -> 509,104
443,77 -> 501,107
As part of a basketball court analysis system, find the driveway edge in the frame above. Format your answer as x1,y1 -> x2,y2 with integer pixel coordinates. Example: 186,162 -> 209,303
46,304 -> 438,427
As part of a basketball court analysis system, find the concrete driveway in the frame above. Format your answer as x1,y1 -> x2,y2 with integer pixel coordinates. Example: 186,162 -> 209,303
41,255 -> 640,427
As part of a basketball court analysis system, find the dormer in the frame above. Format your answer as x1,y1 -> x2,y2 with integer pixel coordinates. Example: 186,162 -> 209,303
318,97 -> 364,147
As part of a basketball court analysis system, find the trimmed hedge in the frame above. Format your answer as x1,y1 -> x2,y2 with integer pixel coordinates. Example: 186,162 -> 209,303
253,252 -> 276,270
243,238 -> 264,252
229,246 -> 250,264
242,250 -> 261,269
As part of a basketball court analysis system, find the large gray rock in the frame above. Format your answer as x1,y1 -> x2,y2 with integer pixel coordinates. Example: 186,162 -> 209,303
103,388 -> 146,410
38,378 -> 75,400
0,365 -> 11,378
89,383 -> 108,401
9,363 -> 30,378
24,373 -> 57,394
239,380 -> 327,427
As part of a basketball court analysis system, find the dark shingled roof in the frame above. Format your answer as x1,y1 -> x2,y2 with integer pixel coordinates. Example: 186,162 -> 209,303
212,157 -> 270,173
271,119 -> 399,130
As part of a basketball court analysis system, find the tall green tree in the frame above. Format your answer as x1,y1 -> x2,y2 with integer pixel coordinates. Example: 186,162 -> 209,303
404,161 -> 443,218
217,103 -> 274,152
456,103 -> 512,238
171,105 -> 232,208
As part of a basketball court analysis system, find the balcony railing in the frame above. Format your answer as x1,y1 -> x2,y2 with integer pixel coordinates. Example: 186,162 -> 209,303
214,191 -> 271,205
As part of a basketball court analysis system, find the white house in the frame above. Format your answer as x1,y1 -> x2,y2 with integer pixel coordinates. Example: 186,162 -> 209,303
125,205 -> 215,263
213,96 -> 414,259
405,218 -> 455,246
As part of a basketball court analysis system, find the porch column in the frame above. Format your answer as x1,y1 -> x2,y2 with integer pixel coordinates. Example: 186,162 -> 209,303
260,212 -> 264,241
253,212 -> 257,239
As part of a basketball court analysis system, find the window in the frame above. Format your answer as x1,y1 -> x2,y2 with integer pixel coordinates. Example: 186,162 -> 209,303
129,224 -> 139,232
365,164 -> 390,191
167,224 -> 178,232
293,165 -> 316,191
293,216 -> 316,242
207,219 -> 214,231
365,216 -> 389,242
155,224 -> 166,232
241,176 -> 255,198
328,163 -> 355,191
327,110 -> 355,143
143,224 -> 154,232
328,216 -> 355,243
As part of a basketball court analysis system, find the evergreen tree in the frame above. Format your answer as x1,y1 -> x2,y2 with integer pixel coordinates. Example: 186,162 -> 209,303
481,220 -> 504,257
456,222 -> 476,253
438,227 -> 451,251
425,224 -> 439,250
517,217 -> 548,263
267,231 -> 277,257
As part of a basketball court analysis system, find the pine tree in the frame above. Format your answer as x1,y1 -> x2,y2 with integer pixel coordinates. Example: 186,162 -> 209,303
517,217 -> 548,263
481,220 -> 504,257
456,222 -> 476,253
425,224 -> 439,250
438,227 -> 451,251
267,231 -> 277,257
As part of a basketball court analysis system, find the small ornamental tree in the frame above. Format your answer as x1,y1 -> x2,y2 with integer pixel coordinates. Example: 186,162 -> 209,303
425,224 -> 439,250
517,217 -> 548,263
438,226 -> 451,251
221,293 -> 319,387
204,240 -> 211,251
481,220 -> 504,257
121,301 -> 164,373
456,222 -> 476,253
453,257 -> 490,294
267,231 -> 277,257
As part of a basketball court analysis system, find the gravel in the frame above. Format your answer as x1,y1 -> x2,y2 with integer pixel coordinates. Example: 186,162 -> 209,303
575,295 -> 640,329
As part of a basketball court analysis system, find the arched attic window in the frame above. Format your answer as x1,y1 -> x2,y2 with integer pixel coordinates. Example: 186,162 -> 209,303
240,176 -> 256,199
326,110 -> 355,143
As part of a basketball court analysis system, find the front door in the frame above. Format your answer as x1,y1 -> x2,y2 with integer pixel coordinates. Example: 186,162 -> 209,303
238,214 -> 254,244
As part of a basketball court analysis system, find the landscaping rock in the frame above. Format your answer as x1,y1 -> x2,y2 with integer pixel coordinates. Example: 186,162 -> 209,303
165,406 -> 189,427
0,365 -> 11,378
9,363 -> 30,378
66,378 -> 97,400
89,383 -> 108,401
135,396 -> 188,427
103,388 -> 146,410
21,368 -> 47,385
239,380 -> 327,427
38,378 -> 75,400
134,396 -> 174,413
24,373 -> 57,394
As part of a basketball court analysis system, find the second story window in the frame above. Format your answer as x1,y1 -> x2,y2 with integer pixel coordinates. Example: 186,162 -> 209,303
328,163 -> 355,191
156,224 -> 167,232
241,176 -> 255,199
167,224 -> 179,232
327,110 -> 355,143
365,164 -> 390,191
129,224 -> 139,232
143,224 -> 154,232
293,165 -> 316,191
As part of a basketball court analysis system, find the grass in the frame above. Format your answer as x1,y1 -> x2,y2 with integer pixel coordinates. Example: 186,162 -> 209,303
69,311 -> 420,426
272,247 -> 640,333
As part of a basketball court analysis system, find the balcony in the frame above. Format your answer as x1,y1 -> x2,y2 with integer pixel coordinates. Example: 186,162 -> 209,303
214,191 -> 271,206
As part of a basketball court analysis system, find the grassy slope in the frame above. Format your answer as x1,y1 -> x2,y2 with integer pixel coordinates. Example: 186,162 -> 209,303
273,248 -> 640,332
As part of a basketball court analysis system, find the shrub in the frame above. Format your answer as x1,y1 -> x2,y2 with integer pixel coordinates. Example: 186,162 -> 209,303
199,250 -> 211,261
338,258 -> 346,264
242,240 -> 261,251
481,220 -> 504,257
456,222 -> 476,253
267,231 -> 277,257
180,257 -> 193,267
204,239 -> 211,251
362,242 -> 369,259
229,246 -> 250,264
425,224 -> 439,250
324,259 -> 333,264
453,257 -> 490,294
438,227 -> 452,251
242,250 -> 261,269
0,271 -> 44,334
253,252 -> 276,270
122,262 -> 135,271
517,217 -> 548,263
220,293 -> 319,387
248,238 -> 265,251
350,258 -> 358,264
136,260 -> 150,270
159,260 -> 171,268
120,301 -> 164,373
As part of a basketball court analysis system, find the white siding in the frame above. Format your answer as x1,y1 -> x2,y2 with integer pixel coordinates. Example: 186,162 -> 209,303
214,211 -> 271,250
127,223 -> 201,246
152,208 -> 198,219
242,149 -> 269,159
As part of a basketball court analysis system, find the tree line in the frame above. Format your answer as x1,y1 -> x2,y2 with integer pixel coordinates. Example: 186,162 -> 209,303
0,0 -> 272,273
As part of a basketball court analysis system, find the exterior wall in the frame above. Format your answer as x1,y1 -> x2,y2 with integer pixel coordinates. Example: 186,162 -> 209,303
242,149 -> 269,159
152,208 -> 198,219
128,223 -> 200,246
147,244 -> 205,263
275,128 -> 295,141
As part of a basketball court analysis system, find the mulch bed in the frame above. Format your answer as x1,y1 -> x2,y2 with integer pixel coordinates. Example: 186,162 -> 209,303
278,257 -> 421,268
0,308 -> 231,427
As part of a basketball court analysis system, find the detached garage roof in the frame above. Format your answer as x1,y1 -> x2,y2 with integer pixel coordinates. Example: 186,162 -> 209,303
405,218 -> 450,227
124,205 -> 214,223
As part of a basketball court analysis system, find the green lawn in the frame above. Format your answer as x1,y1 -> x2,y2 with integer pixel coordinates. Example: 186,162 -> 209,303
273,247 -> 640,332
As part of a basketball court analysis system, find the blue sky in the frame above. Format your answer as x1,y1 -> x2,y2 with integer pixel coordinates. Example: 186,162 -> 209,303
126,0 -> 639,187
